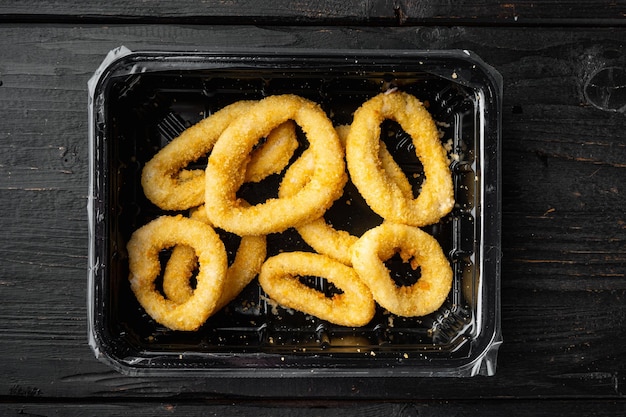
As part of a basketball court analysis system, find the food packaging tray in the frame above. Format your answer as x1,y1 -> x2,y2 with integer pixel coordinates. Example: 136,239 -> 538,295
87,46 -> 502,377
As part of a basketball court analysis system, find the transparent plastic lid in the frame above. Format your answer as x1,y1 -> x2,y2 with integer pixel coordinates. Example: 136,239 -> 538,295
87,47 -> 502,377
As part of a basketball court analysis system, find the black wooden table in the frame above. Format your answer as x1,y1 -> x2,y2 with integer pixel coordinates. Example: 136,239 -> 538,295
1,1 -> 626,415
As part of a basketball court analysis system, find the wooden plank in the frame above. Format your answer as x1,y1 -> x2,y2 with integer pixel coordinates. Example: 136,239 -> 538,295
1,400 -> 626,417
1,0 -> 626,25
0,24 -> 625,400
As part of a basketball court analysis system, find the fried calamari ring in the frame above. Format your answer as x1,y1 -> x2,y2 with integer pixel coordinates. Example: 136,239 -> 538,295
205,94 -> 347,236
258,252 -> 375,327
245,120 -> 299,183
160,244 -> 198,304
278,124 -> 411,266
127,215 -> 228,331
378,140 -> 414,200
278,125 -> 353,265
142,101 -> 252,210
345,91 -> 454,226
141,99 -> 298,210
350,223 -> 452,317
340,124 -> 414,199
162,205 -> 266,310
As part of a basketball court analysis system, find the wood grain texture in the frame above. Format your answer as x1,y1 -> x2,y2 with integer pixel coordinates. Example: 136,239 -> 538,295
1,400 -> 626,417
0,23 -> 625,404
1,0 -> 626,25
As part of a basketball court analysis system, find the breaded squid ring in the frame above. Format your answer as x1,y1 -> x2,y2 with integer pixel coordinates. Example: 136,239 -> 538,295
278,125 -> 352,265
160,245 -> 198,304
278,124 -> 411,266
205,94 -> 347,236
258,252 -> 375,327
345,91 -> 454,226
141,99 -> 298,210
127,215 -> 228,331
350,223 -> 452,317
245,120 -> 299,183
162,206 -> 266,310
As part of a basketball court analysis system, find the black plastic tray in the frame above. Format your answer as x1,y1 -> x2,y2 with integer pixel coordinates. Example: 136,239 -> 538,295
87,47 -> 502,377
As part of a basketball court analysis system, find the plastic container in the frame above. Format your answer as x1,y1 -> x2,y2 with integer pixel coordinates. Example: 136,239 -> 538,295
87,46 -> 502,377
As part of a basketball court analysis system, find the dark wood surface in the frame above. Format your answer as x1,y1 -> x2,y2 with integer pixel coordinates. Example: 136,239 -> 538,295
1,1 -> 626,415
